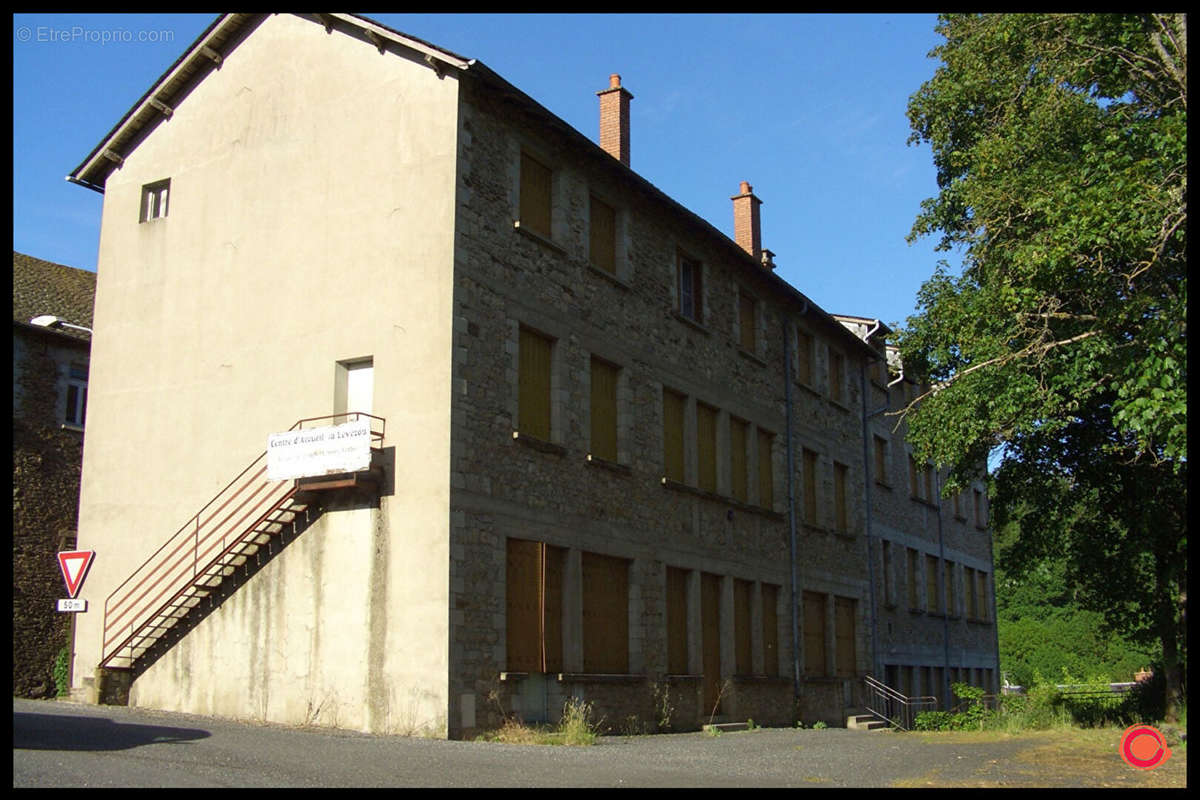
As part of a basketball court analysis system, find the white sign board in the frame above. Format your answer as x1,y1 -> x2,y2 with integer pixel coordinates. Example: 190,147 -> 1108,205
267,419 -> 372,481
58,598 -> 87,612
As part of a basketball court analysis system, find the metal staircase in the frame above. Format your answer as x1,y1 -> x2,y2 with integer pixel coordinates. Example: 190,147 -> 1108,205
862,674 -> 939,731
99,413 -> 384,671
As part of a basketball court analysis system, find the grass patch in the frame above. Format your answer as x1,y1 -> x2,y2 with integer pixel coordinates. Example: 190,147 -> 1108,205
477,697 -> 600,746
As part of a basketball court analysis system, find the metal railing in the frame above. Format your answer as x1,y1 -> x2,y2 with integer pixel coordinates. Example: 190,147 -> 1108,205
863,674 -> 939,731
100,413 -> 385,669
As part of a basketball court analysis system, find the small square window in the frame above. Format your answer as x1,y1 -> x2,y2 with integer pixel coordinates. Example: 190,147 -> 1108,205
140,179 -> 170,222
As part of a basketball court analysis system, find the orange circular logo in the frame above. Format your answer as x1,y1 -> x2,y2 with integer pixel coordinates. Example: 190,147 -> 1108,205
1119,724 -> 1172,770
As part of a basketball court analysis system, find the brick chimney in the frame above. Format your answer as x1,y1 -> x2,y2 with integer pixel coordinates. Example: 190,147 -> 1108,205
597,74 -> 633,166
731,181 -> 763,261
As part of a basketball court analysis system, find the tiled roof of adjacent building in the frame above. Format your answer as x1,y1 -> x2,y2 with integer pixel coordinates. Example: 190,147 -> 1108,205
12,251 -> 97,342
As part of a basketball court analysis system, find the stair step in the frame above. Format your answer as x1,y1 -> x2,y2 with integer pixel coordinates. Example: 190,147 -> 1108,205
703,722 -> 749,733
846,714 -> 890,731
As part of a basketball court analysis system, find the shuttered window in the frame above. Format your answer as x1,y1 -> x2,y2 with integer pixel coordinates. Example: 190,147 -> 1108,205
662,389 -> 686,483
796,328 -> 813,385
926,554 -> 939,613
729,417 -> 748,503
909,456 -> 920,499
582,551 -> 629,674
965,566 -> 977,619
803,591 -> 826,677
803,448 -> 819,526
701,573 -> 722,713
882,540 -> 893,606
590,357 -> 619,462
734,579 -> 753,675
757,430 -> 774,510
520,151 -> 552,238
761,583 -> 779,677
666,567 -> 689,674
738,292 -> 757,352
976,571 -> 988,620
834,596 -> 856,677
924,465 -> 934,504
519,327 -> 552,440
907,548 -> 920,609
830,350 -> 845,403
974,489 -> 985,527
678,254 -> 703,322
506,538 -> 564,673
834,461 -> 849,534
589,194 -> 616,273
874,436 -> 887,485
696,403 -> 718,493
944,560 -> 955,617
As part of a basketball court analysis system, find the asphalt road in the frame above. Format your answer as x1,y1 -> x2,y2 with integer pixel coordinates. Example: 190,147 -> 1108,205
8,697 -> 1134,787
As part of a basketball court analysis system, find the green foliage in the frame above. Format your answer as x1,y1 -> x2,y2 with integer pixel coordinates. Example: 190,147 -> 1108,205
811,721 -> 828,730
901,12 -> 1187,721
52,647 -> 70,698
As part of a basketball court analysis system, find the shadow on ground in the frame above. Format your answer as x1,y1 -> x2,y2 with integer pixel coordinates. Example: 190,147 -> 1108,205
13,711 -> 211,751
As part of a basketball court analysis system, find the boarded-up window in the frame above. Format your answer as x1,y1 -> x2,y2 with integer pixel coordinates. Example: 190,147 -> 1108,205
953,491 -> 963,519
926,554 -> 939,613
506,538 -> 563,673
803,448 -> 819,526
909,456 -> 920,499
757,430 -> 774,510
762,583 -> 779,677
944,560 -> 955,617
974,489 -> 985,527
834,461 -> 849,534
730,417 -> 748,503
803,591 -> 826,677
696,403 -> 718,493
901,665 -> 914,698
796,328 -> 813,385
882,540 -> 893,606
589,194 -> 616,273
701,573 -> 722,713
924,465 -> 934,504
590,357 -> 619,462
907,548 -> 920,609
520,151 -> 552,237
666,567 -> 689,674
678,254 -> 703,323
965,566 -> 977,619
830,350 -> 845,403
662,388 -> 686,483
874,436 -> 887,485
582,551 -> 629,673
834,596 -> 856,677
519,327 -> 552,440
976,572 -> 988,620
738,292 -> 757,352
931,666 -> 944,706
734,579 -> 753,675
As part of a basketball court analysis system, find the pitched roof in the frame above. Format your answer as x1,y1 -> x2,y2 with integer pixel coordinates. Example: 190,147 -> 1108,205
12,251 -> 97,343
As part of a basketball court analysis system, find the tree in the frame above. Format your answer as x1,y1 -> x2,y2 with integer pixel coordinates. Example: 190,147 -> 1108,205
897,14 -> 1186,719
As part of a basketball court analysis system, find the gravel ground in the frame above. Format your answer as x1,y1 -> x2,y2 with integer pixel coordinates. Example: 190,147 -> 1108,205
12,698 -> 1186,788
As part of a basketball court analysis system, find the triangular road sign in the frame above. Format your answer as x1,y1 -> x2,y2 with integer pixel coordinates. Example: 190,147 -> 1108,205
58,551 -> 95,599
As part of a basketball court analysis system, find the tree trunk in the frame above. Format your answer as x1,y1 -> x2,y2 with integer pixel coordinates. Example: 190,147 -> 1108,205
1156,551 -> 1181,723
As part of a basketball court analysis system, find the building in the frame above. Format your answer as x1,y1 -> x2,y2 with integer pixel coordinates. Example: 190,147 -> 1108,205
65,13 -> 998,738
13,251 -> 96,698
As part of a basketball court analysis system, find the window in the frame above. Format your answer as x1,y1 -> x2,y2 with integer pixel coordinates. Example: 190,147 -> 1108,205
803,448 -> 819,526
795,328 -> 813,386
909,455 -> 920,499
965,566 -> 977,619
738,291 -> 757,352
582,551 -> 630,673
518,327 -> 553,440
519,152 -> 552,237
834,596 -> 857,677
729,416 -> 749,503
953,491 -> 963,519
925,554 -> 939,613
834,461 -> 849,534
677,253 -> 703,323
140,179 -> 170,222
589,194 -> 616,273
506,538 -> 564,673
803,591 -> 826,677
944,560 -> 955,617
923,464 -> 934,504
662,388 -> 686,483
734,579 -> 753,675
874,436 -> 888,485
666,567 -> 689,674
829,350 -> 845,403
701,572 -> 723,713
65,362 -> 88,426
589,357 -> 619,462
757,430 -> 774,510
696,402 -> 718,493
974,489 -> 986,528
762,583 -> 779,677
882,540 -> 893,606
907,548 -> 920,609
976,571 -> 989,621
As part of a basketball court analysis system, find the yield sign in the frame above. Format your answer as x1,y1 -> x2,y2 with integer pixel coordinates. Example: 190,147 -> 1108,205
58,551 -> 95,599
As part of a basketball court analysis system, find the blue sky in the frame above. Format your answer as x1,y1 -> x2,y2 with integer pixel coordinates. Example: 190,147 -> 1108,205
13,13 -> 956,331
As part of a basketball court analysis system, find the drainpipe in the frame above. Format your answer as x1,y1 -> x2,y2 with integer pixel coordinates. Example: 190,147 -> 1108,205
853,320 -> 883,684
935,469 -> 950,710
784,301 -> 806,707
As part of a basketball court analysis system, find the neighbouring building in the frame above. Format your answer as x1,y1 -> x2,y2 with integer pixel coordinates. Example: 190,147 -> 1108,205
13,251 -> 95,698
65,13 -> 998,738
